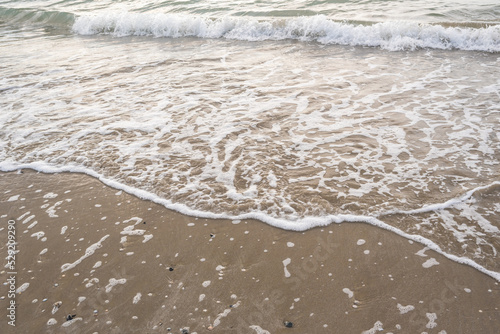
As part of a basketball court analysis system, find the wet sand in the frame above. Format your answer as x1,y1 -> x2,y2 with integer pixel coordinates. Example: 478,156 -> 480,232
0,170 -> 498,333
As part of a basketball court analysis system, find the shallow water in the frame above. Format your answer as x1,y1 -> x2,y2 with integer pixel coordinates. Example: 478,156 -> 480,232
1,0 -> 499,278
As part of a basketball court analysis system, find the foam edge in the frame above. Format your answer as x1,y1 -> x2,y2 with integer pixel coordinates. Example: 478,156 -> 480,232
1,161 -> 499,282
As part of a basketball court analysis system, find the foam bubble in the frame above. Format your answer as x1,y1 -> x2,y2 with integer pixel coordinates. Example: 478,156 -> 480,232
105,278 -> 127,293
120,225 -> 146,236
397,303 -> 415,314
31,231 -> 45,240
342,288 -> 354,298
422,258 -> 440,268
362,320 -> 384,334
212,301 -> 240,327
282,258 -> 291,278
415,247 -> 429,257
426,313 -> 438,329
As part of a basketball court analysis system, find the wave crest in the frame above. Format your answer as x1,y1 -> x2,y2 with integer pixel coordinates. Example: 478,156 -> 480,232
72,12 -> 500,52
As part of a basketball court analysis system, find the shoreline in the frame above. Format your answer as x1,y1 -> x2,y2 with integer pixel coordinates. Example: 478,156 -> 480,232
1,164 -> 499,283
0,170 -> 499,333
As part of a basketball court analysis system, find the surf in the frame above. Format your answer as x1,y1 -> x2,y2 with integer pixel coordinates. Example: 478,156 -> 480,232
72,12 -> 500,52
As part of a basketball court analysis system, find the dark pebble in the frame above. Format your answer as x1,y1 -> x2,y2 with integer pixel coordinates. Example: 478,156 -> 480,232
284,321 -> 293,328
181,329 -> 189,334
66,314 -> 76,321
210,233 -> 215,238
169,267 -> 174,271
143,221 -> 146,224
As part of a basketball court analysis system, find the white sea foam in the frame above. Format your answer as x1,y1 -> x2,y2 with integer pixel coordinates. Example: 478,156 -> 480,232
31,231 -> 45,240
105,278 -> 127,293
85,278 -> 99,288
17,212 -> 30,220
72,13 -> 500,52
212,301 -> 240,327
27,220 -> 38,229
1,12 -> 499,281
121,225 -> 146,236
7,195 -> 19,201
422,258 -> 440,268
426,313 -> 438,329
282,258 -> 291,278
22,215 -> 35,225
362,320 -> 384,334
416,247 -> 429,257
380,181 -> 500,217
2,32 -> 497,226
60,234 -> 109,272
122,217 -> 143,225
133,292 -> 141,304
45,200 -> 66,218
397,303 -> 415,314
2,162 -> 499,282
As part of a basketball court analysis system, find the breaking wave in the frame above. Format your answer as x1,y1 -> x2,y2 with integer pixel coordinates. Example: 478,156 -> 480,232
72,12 -> 500,52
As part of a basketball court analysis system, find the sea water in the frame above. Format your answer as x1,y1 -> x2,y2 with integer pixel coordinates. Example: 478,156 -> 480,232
0,0 -> 499,280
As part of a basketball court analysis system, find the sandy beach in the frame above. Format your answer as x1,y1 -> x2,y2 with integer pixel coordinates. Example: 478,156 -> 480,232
2,0 -> 500,332
0,170 -> 498,333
